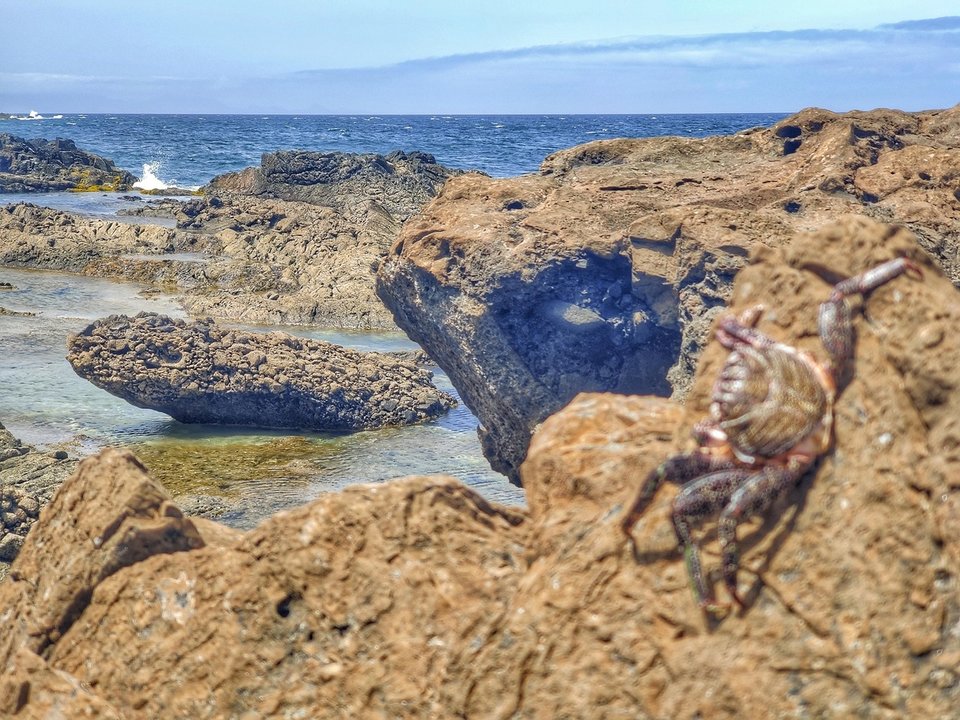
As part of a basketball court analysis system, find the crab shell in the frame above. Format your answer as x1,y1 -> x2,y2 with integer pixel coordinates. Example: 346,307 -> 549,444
706,340 -> 836,465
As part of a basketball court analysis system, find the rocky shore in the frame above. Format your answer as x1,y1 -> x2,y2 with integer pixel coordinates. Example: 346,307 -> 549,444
0,422 -> 76,579
0,133 -> 136,192
67,312 -> 456,431
2,218 -> 958,718
0,150 -> 461,329
377,104 -> 960,482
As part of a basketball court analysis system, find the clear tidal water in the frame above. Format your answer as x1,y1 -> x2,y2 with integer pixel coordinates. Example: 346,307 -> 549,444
0,267 -> 524,525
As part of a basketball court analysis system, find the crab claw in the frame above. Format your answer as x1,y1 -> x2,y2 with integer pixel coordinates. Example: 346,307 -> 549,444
900,256 -> 924,280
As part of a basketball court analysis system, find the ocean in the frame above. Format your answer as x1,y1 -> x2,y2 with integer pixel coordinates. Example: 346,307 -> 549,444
10,112 -> 787,190
1,112 -> 787,524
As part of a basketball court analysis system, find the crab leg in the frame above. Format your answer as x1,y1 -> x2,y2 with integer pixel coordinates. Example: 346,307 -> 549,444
717,463 -> 805,608
715,314 -> 777,351
819,257 -> 922,379
621,451 -> 737,536
671,469 -> 754,610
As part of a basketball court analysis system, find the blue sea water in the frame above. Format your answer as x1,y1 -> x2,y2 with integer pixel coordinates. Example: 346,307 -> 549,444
17,112 -> 787,188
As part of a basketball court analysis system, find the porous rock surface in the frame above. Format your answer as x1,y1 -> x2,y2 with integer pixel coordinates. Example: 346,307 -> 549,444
67,312 -> 455,431
0,421 -> 76,578
2,218 -> 958,718
0,133 -> 136,192
377,104 -> 960,482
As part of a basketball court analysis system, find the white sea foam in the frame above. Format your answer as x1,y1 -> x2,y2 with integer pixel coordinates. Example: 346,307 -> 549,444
133,162 -> 171,191
132,161 -> 200,192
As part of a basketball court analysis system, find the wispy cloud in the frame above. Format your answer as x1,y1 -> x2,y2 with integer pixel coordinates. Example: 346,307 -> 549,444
2,17 -> 958,113
878,16 -> 960,30
291,20 -> 960,74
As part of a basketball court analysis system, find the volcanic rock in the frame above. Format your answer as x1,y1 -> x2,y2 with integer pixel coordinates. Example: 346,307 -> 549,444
1,218 -> 957,718
0,151 -> 461,328
66,312 -> 456,431
0,202 -> 200,272
0,133 -> 136,192
0,420 -> 76,578
377,104 -> 960,482
205,149 -> 462,221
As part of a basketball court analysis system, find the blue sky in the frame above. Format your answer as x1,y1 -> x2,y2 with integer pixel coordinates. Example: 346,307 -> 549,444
2,1 -> 958,113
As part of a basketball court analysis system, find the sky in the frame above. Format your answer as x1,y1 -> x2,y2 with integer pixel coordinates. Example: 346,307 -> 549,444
1,1 -> 958,114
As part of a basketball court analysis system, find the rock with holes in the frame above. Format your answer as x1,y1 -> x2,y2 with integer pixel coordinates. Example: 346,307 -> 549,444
0,420 -> 77,577
66,312 -> 456,431
377,104 -> 960,483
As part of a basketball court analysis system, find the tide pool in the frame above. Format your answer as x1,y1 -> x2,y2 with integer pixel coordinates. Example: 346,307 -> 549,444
0,267 -> 523,527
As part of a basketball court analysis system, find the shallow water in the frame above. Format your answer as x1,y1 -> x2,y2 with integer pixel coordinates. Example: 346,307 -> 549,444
0,267 -> 524,526
1,191 -> 185,226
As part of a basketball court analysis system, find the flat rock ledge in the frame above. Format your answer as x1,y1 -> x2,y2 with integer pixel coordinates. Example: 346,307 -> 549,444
1,218 -> 958,719
67,312 -> 456,431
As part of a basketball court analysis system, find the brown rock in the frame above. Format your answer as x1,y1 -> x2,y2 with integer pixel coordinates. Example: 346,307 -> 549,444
463,216 -> 959,719
377,104 -> 960,482
3,219 -> 958,719
5,461 -> 528,718
67,312 -> 455,430
0,449 -> 203,663
0,646 -> 123,718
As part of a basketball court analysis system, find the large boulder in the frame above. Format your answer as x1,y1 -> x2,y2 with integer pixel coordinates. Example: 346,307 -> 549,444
377,104 -> 960,482
66,312 -> 456,431
205,149 -> 461,220
0,133 -> 136,192
2,218 -> 958,718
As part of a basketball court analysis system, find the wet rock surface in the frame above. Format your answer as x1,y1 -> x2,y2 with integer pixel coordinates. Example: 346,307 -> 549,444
0,133 -> 136,192
67,312 -> 456,431
377,104 -> 960,482
3,218 -> 958,718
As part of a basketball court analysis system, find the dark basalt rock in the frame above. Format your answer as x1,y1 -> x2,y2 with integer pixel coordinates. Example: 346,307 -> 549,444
205,149 -> 466,221
0,133 -> 136,192
66,313 -> 455,432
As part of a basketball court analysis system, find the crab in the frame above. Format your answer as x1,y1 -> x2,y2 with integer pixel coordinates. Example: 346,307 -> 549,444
621,256 -> 922,612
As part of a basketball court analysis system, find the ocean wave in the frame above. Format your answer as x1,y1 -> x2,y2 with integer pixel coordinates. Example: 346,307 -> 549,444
132,161 -> 199,192
132,162 -> 170,191
12,110 -> 62,120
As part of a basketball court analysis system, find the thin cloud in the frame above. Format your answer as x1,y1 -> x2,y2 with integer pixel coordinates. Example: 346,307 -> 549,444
878,16 -> 960,30
2,16 -> 958,113
290,19 -> 960,76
